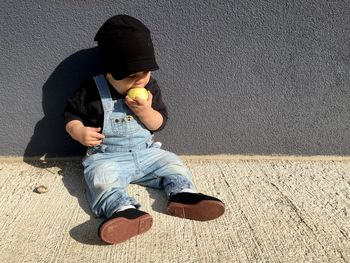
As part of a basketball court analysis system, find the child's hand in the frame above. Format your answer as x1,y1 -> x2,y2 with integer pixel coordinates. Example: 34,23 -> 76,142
125,91 -> 153,118
124,91 -> 163,131
76,126 -> 105,147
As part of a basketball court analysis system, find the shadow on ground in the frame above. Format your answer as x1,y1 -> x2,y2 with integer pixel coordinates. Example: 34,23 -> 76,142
146,188 -> 169,214
24,160 -> 105,245
24,160 -> 170,245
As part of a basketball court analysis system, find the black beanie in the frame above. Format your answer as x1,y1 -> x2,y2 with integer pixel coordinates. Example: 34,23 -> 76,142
94,15 -> 159,80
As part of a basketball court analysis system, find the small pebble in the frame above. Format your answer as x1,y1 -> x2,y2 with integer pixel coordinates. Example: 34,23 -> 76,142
34,185 -> 48,194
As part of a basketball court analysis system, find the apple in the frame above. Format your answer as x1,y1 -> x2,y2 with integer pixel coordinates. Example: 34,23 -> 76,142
127,87 -> 149,101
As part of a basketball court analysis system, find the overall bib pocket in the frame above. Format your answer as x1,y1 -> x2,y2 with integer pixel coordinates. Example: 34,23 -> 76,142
109,112 -> 141,136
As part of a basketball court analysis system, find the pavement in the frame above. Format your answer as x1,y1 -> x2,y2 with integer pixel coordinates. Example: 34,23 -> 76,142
0,156 -> 350,263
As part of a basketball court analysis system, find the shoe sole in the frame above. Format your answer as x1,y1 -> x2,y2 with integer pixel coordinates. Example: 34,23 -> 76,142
99,214 -> 153,244
167,200 -> 225,221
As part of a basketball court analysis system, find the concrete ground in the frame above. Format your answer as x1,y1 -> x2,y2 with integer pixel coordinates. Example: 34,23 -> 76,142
0,157 -> 350,263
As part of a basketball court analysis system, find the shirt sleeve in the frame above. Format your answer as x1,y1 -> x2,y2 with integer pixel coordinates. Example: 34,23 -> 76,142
147,78 -> 168,132
63,80 -> 90,125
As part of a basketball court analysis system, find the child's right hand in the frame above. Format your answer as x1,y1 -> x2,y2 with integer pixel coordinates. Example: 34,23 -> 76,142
66,120 -> 105,147
75,126 -> 105,147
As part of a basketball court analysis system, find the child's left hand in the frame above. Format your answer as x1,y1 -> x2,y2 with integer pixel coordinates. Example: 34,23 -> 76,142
125,91 -> 153,118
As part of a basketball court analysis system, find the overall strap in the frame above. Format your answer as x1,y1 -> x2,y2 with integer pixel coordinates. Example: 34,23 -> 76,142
93,74 -> 113,106
93,75 -> 114,135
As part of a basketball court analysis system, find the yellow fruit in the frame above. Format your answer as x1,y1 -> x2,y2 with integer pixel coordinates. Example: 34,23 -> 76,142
127,87 -> 149,100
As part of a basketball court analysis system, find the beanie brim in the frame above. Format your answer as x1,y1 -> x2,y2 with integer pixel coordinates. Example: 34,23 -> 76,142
110,59 -> 159,80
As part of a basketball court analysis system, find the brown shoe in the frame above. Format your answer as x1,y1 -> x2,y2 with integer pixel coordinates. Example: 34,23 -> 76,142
167,193 -> 225,221
98,209 -> 153,244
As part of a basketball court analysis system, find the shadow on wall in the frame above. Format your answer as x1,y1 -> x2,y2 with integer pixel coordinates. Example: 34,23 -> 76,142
23,47 -> 103,161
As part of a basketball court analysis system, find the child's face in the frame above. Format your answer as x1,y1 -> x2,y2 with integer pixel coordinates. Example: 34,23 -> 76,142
106,71 -> 151,95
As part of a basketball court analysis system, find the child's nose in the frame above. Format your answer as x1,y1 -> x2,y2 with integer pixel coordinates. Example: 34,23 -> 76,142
134,73 -> 147,84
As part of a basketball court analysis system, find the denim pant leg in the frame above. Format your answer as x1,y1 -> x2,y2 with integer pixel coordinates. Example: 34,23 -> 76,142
83,153 -> 139,218
133,148 -> 196,198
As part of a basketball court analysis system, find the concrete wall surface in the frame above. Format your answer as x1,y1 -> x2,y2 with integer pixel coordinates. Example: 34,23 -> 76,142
1,1 -> 349,157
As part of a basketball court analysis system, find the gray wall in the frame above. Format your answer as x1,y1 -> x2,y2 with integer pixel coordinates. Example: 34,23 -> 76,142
1,1 -> 349,157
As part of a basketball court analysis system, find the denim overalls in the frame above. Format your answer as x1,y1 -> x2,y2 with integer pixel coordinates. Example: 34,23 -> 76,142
82,75 -> 196,218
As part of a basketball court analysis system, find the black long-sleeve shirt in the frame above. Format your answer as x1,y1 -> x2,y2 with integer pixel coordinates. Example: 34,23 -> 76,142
64,76 -> 168,132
